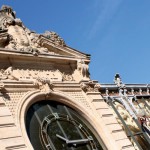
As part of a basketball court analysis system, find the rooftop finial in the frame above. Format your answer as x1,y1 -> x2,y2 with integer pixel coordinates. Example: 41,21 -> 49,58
114,73 -> 123,87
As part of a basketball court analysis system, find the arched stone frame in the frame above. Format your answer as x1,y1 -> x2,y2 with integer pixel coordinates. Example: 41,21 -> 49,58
15,90 -> 116,150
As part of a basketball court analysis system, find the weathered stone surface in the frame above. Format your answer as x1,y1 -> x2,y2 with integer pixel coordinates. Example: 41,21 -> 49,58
0,5 -> 136,150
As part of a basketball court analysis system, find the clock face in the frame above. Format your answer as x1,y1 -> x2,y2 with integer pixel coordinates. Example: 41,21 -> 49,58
26,100 -> 103,150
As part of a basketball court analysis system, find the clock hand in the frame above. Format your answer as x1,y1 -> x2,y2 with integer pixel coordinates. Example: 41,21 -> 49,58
56,134 -> 68,142
56,134 -> 77,147
56,134 -> 91,146
66,138 -> 90,145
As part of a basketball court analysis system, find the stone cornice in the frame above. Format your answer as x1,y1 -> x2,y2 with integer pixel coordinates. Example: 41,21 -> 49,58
38,35 -> 90,59
100,83 -> 150,97
100,83 -> 150,90
0,80 -> 37,92
53,82 -> 82,92
0,48 -> 90,63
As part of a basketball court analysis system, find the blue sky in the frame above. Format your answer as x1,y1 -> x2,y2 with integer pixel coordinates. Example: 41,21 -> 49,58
1,0 -> 150,84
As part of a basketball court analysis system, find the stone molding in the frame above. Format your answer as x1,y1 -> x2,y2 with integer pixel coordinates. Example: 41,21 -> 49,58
15,90 -> 117,150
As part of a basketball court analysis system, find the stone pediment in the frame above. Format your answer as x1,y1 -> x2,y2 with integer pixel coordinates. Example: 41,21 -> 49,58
0,5 -> 89,59
0,5 -> 91,83
38,35 -> 89,58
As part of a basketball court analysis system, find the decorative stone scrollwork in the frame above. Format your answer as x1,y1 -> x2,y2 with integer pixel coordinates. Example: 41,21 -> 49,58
80,81 -> 100,93
35,77 -> 54,95
114,102 -> 138,129
43,31 -> 66,47
1,67 -> 64,82
94,83 -> 101,92
0,66 -> 18,80
36,77 -> 51,84
62,73 -> 74,81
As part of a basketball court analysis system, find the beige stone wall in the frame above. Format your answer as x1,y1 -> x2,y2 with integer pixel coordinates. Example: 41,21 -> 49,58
0,5 -> 136,150
0,79 -> 135,150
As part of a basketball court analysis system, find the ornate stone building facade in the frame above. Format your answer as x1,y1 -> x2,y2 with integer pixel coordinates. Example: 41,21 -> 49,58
0,5 -> 149,150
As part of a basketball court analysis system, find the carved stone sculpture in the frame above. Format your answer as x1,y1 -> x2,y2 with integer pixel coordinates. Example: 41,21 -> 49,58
0,66 -> 18,80
0,6 -> 29,50
43,31 -> 66,47
114,73 -> 124,87
77,59 -> 90,80
0,5 -> 66,55
62,73 -> 74,81
35,77 -> 53,95
94,83 -> 101,92
80,81 -> 100,93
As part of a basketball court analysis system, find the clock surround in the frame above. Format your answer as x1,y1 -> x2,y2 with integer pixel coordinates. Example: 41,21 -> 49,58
25,100 -> 103,150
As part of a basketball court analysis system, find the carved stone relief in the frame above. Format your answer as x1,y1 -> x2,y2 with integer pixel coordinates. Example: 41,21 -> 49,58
80,81 -> 100,93
135,102 -> 149,116
43,31 -> 66,47
35,77 -> 53,95
133,100 -> 150,127
112,101 -> 150,150
0,65 -> 76,83
0,66 -> 63,82
114,102 -> 138,129
62,73 -> 74,81
77,59 -> 89,79
0,5 -> 66,55
0,66 -> 18,80
73,59 -> 90,82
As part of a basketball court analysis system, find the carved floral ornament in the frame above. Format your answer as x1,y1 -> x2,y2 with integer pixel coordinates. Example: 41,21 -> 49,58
0,66 -> 74,83
0,68 -> 54,95
80,81 -> 101,93
0,5 -> 66,55
34,77 -> 54,95
62,73 -> 74,81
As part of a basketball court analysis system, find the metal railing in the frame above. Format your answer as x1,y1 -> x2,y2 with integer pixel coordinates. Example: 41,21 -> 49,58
105,96 -> 150,150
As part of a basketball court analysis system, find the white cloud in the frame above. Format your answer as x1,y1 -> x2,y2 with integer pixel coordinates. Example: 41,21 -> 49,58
88,0 -> 123,39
